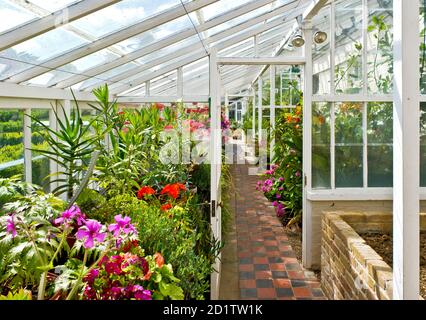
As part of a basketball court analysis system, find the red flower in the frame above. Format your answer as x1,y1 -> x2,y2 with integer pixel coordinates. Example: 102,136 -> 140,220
160,183 -> 186,199
137,186 -> 156,200
161,203 -> 173,211
154,103 -> 165,110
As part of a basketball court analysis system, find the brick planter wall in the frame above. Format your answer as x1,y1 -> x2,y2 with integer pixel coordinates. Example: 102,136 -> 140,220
321,211 -> 426,300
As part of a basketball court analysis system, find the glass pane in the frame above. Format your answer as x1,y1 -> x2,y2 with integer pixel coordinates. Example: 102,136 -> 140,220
201,0 -> 255,21
113,15 -> 194,54
367,0 -> 393,94
30,49 -> 119,86
0,0 -> 38,33
334,0 -> 363,94
28,0 -> 81,12
277,66 -> 302,107
312,102 -> 331,189
367,102 -> 393,187
69,0 -> 184,39
31,109 -> 50,192
0,29 -> 88,80
0,109 -> 24,179
313,6 -> 331,95
183,58 -> 209,95
335,102 -> 363,187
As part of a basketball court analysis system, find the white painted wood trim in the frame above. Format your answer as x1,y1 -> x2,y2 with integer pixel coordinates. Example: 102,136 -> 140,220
392,0 -> 420,300
0,0 -> 122,51
23,108 -> 32,184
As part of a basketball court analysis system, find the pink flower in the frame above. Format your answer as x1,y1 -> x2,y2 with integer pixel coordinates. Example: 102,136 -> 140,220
76,220 -> 106,249
6,215 -> 16,238
55,205 -> 85,226
295,171 -> 301,177
279,177 -> 284,182
108,215 -> 137,238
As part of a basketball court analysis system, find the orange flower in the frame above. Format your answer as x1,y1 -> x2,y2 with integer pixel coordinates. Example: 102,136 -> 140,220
153,253 -> 165,268
161,203 -> 173,211
143,270 -> 152,281
137,186 -> 156,200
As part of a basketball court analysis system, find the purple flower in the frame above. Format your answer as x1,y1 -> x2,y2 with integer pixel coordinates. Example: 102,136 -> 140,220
84,268 -> 99,284
276,203 -> 286,218
264,179 -> 272,186
108,215 -> 137,238
279,177 -> 284,182
6,215 -> 17,238
55,205 -> 85,226
76,220 -> 106,249
276,194 -> 281,199
133,285 -> 152,301
110,287 -> 122,299
272,201 -> 278,207
279,187 -> 284,191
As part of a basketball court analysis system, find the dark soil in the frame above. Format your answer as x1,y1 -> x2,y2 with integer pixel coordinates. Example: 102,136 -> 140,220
286,227 -> 322,281
361,232 -> 426,299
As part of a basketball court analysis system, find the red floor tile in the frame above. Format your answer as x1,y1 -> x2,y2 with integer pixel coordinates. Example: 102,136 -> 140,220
232,164 -> 324,300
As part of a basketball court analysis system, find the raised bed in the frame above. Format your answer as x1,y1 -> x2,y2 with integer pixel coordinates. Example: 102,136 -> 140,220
321,211 -> 426,300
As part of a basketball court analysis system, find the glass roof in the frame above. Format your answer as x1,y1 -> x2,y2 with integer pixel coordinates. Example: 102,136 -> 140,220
28,0 -> 82,12
0,0 -> 38,33
0,0 -> 312,97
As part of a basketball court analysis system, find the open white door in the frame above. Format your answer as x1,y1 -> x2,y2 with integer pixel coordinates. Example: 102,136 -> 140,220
209,48 -> 222,300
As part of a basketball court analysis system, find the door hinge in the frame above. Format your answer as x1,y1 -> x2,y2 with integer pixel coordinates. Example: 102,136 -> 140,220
304,175 -> 307,187
211,200 -> 216,218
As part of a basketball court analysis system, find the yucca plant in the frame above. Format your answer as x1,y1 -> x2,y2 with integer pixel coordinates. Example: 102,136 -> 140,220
28,93 -> 101,200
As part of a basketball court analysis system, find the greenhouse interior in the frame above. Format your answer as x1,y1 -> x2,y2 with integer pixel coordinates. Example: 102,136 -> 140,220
0,0 -> 424,301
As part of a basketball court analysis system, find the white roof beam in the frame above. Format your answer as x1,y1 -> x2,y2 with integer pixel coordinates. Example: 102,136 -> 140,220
0,0 -> 122,52
99,6 -> 301,94
81,4 -> 295,92
218,57 -> 305,65
6,0 -> 219,84
53,0 -> 282,89
0,82 -> 99,101
116,95 -> 209,103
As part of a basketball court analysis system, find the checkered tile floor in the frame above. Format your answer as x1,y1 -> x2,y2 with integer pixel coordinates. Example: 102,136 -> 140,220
234,165 -> 325,300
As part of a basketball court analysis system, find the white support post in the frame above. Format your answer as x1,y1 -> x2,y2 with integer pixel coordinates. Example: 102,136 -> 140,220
57,99 -> 71,201
258,78 -> 263,142
145,81 -> 150,96
252,91 -> 256,139
225,94 -> 229,120
254,35 -> 260,58
393,0 -> 420,300
209,47 -> 221,300
302,20 -> 313,268
270,66 -> 276,163
330,1 -> 336,95
177,67 -> 183,99
49,104 -> 58,192
23,108 -> 32,184
363,102 -> 368,188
